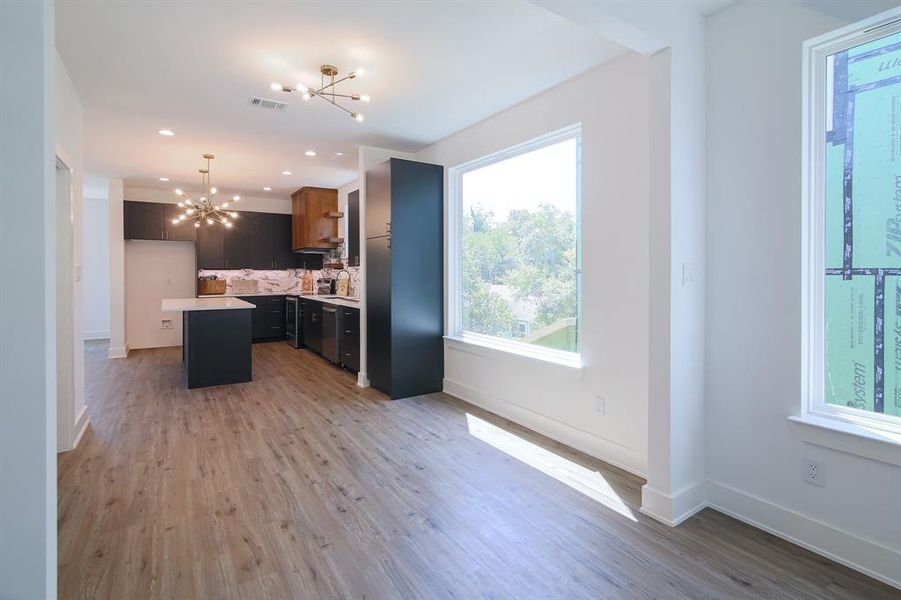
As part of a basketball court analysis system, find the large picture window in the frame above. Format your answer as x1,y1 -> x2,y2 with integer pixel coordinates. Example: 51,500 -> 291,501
450,127 -> 581,361
805,15 -> 901,430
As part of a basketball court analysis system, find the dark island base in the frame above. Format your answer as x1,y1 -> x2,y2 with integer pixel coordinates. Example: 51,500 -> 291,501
182,309 -> 253,389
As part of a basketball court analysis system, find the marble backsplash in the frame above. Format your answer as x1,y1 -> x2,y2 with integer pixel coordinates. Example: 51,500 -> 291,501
199,266 -> 361,297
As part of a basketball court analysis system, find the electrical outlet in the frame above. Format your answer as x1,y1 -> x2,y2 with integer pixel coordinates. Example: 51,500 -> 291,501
804,460 -> 824,486
594,394 -> 606,415
161,319 -> 173,330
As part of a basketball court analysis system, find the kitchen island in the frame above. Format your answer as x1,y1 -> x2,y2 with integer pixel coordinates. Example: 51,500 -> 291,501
161,297 -> 254,389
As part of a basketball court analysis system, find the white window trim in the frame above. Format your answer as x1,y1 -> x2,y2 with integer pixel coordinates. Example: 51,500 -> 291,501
447,124 -> 583,368
799,7 -> 901,464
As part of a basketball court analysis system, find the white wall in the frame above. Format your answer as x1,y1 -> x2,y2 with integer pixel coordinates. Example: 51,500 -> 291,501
415,53 -> 651,476
83,196 -> 110,338
108,179 -> 127,357
55,48 -> 88,451
125,240 -> 196,349
706,0 -> 901,587
535,0 -> 709,523
0,1 -> 56,596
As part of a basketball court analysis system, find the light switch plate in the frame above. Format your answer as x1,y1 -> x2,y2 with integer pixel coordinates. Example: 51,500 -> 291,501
682,262 -> 697,286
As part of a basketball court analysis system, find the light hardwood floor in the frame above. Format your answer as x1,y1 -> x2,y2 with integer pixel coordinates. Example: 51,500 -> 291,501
58,340 -> 897,599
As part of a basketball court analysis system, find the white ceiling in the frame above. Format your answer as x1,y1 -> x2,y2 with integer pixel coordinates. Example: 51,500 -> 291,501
56,0 -> 626,198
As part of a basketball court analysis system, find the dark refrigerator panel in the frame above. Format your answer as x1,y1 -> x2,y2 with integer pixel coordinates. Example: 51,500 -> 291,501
366,235 -> 392,394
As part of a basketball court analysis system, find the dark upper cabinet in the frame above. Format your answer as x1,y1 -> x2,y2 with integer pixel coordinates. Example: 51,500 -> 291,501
250,212 -> 277,269
299,253 -> 323,270
365,159 -> 444,399
274,214 -> 301,269
223,220 -> 252,270
195,223 -> 225,269
125,201 -> 166,240
124,201 -> 307,271
125,201 -> 195,241
164,204 -> 195,241
346,190 -> 360,267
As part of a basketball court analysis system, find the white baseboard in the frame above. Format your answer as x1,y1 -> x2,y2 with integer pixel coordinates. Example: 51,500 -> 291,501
83,330 -> 110,341
640,481 -> 707,526
707,480 -> 901,590
71,406 -> 89,449
107,345 -> 128,359
443,377 -> 646,477
58,406 -> 89,453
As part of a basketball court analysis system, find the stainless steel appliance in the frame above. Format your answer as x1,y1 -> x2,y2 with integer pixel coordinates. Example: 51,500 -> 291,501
285,296 -> 302,348
316,278 -> 334,295
321,304 -> 339,363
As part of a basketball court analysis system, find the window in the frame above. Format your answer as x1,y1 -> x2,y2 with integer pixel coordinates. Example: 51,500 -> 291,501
450,126 -> 581,362
804,14 -> 901,432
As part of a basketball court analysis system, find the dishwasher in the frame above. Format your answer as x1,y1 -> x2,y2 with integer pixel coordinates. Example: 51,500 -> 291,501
321,304 -> 339,363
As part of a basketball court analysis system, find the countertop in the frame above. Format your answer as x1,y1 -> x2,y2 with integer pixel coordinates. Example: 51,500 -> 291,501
197,292 -> 362,309
162,297 -> 256,312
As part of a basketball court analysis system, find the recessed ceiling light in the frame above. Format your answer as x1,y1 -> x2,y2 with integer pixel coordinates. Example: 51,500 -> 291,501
335,152 -> 344,157
304,150 -> 317,157
263,186 -> 272,191
158,129 -> 175,136
159,177 -> 169,182
282,170 -> 293,175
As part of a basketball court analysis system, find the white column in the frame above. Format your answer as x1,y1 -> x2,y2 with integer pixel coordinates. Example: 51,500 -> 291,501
108,178 -> 128,357
0,0 -> 57,597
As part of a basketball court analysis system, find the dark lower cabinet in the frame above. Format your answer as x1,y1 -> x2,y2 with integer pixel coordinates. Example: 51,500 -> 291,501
301,299 -> 323,353
339,306 -> 360,372
182,308 -> 252,389
240,295 -> 286,342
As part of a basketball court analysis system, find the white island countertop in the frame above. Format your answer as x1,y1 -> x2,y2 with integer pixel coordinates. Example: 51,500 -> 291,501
162,297 -> 256,312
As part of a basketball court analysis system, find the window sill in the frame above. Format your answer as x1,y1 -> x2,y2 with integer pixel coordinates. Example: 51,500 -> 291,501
788,414 -> 901,467
444,334 -> 583,378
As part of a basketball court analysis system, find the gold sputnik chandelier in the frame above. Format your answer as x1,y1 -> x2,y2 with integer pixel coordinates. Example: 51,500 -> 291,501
272,64 -> 370,122
171,154 -> 241,229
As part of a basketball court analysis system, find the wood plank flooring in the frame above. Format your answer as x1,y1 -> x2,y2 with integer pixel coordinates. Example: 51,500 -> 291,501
58,340 -> 898,599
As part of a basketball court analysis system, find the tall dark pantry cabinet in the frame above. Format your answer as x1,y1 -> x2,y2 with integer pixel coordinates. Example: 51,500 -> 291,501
366,158 -> 444,399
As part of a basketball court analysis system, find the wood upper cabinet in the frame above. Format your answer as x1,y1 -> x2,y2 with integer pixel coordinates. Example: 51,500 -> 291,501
292,187 -> 340,251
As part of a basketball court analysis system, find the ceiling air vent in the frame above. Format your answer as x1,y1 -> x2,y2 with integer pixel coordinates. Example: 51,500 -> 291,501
246,96 -> 287,111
